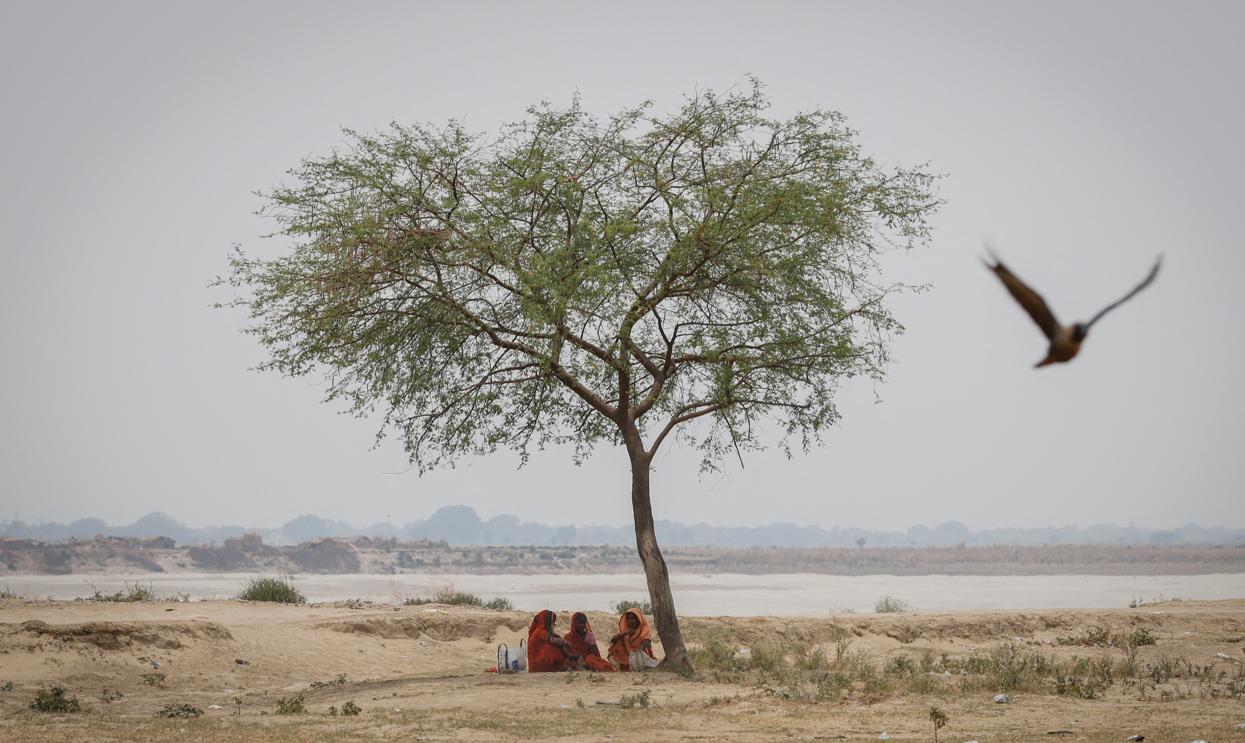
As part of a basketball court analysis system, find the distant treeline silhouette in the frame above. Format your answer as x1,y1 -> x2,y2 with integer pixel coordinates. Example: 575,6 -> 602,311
2,506 -> 1242,549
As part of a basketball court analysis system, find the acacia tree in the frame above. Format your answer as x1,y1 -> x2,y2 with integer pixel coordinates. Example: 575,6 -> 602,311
220,82 -> 939,671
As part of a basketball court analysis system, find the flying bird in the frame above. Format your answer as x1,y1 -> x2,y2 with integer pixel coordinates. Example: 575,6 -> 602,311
984,249 -> 1162,368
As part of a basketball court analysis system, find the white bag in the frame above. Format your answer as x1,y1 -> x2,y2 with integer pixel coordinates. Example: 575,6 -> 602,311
628,649 -> 660,671
497,639 -> 527,673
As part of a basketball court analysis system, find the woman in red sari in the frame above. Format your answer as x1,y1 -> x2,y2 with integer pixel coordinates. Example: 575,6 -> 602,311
564,612 -> 616,673
527,610 -> 574,672
607,607 -> 657,671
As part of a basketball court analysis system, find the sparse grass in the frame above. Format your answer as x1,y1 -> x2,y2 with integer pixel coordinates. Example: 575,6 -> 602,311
0,585 -> 23,599
238,575 -> 306,604
80,581 -> 159,602
29,686 -> 79,712
403,583 -> 514,610
613,598 -> 653,614
874,595 -> 910,613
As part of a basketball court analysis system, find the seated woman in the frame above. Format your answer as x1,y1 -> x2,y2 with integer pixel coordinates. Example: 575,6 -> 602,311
527,610 -> 583,672
607,607 -> 657,671
563,612 -> 617,673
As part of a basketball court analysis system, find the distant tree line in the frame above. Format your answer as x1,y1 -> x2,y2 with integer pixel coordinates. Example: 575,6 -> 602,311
2,506 -> 1242,549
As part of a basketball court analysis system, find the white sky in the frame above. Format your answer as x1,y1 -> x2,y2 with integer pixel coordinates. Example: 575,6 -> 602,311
1,1 -> 1242,533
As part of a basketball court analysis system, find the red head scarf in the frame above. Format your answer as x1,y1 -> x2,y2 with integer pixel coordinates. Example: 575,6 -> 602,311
564,612 -> 599,657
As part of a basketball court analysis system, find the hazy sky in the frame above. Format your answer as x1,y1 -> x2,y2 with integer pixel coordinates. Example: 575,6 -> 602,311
2,1 -> 1242,533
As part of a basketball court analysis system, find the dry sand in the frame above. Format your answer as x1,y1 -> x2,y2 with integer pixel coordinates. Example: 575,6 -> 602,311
1,597 -> 1243,742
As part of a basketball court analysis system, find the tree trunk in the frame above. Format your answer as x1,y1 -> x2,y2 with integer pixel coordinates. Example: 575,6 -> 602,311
626,442 -> 694,672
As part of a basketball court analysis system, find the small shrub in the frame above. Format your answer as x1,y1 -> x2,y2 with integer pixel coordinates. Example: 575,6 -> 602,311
874,595 -> 909,613
688,629 -> 738,670
1129,628 -> 1157,646
930,706 -> 948,743
613,599 -> 652,615
30,686 -> 80,713
0,585 -> 22,599
309,673 -> 347,689
155,703 -> 203,718
275,695 -> 305,715
141,672 -> 166,686
100,688 -> 124,703
1,681 -> 14,691
483,596 -> 515,611
341,700 -> 361,716
619,689 -> 651,709
238,576 -> 305,604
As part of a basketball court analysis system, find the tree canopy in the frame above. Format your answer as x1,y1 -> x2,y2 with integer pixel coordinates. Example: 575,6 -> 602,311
220,81 -> 941,669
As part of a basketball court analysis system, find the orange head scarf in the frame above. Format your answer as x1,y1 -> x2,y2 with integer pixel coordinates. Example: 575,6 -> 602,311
618,608 -> 651,653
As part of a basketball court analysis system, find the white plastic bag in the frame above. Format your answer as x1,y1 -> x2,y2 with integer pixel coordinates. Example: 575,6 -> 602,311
497,639 -> 527,673
629,649 -> 659,671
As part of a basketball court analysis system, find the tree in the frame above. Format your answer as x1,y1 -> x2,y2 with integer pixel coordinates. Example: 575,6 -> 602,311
218,81 -> 940,671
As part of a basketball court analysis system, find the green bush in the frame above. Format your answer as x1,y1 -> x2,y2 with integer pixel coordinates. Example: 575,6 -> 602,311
238,576 -> 306,604
309,673 -> 347,689
613,599 -> 652,615
141,672 -> 166,686
276,695 -> 305,715
30,686 -> 79,713
341,700 -> 361,716
1129,628 -> 1157,646
874,595 -> 910,613
688,629 -> 738,670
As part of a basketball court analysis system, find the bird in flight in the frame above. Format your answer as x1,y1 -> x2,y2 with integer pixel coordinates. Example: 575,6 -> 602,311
984,249 -> 1162,367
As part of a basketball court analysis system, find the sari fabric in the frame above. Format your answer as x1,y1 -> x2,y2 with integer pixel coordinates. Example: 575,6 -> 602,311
527,610 -> 568,673
565,612 -> 616,673
607,608 -> 656,670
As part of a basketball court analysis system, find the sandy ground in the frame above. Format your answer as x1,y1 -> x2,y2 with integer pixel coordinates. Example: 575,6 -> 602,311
1,598 -> 1243,742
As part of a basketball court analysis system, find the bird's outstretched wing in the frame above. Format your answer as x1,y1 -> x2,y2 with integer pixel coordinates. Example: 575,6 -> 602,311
1085,255 -> 1162,329
985,253 -> 1060,340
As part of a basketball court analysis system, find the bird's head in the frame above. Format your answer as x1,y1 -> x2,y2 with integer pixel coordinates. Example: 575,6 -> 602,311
1071,323 -> 1088,342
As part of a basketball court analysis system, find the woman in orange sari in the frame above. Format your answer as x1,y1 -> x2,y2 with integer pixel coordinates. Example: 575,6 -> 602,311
564,612 -> 616,673
527,610 -> 574,672
607,607 -> 657,671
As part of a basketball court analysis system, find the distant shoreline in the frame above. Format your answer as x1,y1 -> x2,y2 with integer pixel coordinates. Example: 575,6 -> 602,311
4,536 -> 1243,577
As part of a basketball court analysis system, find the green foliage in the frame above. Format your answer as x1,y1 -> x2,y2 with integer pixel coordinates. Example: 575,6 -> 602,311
83,581 -> 159,602
309,673 -> 347,689
1129,628 -> 1157,646
141,672 -> 166,686
619,689 -> 652,709
100,688 -> 124,703
237,576 -> 306,604
155,703 -> 203,718
341,700 -> 362,716
30,686 -> 79,713
1,681 -> 13,691
404,584 -> 513,610
613,599 -> 652,615
276,695 -> 306,714
220,80 -> 940,475
874,595 -> 910,613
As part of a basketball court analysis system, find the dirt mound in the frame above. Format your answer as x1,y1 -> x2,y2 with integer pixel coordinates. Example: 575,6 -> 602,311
317,609 -> 531,642
187,545 -> 255,570
678,602 -> 1245,647
285,538 -> 361,573
0,619 -> 233,651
